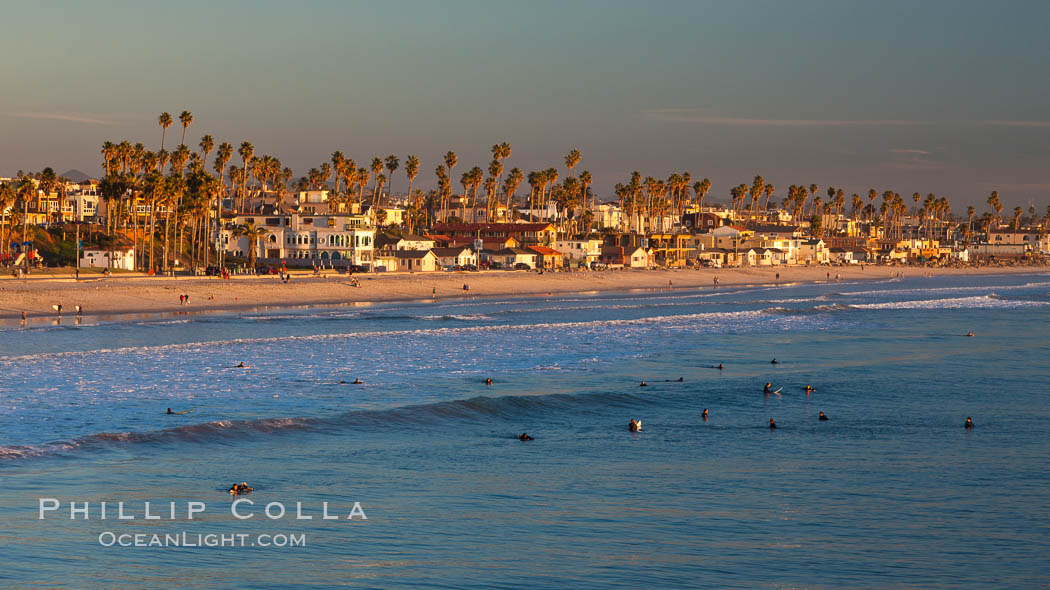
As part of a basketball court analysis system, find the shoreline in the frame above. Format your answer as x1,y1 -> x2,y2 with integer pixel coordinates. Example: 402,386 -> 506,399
0,264 -> 1046,322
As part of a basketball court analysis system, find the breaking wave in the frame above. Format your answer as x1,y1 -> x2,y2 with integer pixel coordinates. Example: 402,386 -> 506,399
0,390 -> 656,461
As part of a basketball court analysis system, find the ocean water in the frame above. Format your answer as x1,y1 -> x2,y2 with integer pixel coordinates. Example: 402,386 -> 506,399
1,273 -> 1049,588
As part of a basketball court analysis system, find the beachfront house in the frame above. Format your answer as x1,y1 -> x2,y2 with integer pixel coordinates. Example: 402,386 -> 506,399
601,245 -> 653,268
220,213 -> 376,267
433,222 -> 557,247
374,231 -> 435,251
393,250 -> 439,272
80,247 -> 135,271
527,245 -> 565,269
555,237 -> 604,267
796,239 -> 831,265
493,247 -> 539,269
987,229 -> 1050,254
432,246 -> 478,269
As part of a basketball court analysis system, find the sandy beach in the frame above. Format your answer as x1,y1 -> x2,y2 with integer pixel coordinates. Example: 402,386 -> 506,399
1,264 -> 1046,321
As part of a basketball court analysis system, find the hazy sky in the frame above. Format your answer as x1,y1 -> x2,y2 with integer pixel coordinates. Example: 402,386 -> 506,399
2,0 -> 1049,211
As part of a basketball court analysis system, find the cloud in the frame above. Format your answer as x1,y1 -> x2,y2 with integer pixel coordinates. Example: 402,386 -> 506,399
976,182 -> 1050,192
644,108 -> 926,127
886,147 -> 950,171
984,120 -> 1050,128
8,112 -> 122,125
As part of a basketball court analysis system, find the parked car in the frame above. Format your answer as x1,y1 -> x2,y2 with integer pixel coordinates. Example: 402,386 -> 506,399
514,262 -> 531,270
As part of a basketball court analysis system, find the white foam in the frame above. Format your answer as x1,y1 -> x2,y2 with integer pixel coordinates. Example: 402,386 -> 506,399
849,295 -> 1049,310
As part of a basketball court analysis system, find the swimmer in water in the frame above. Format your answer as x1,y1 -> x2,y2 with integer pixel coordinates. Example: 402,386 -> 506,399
769,418 -> 777,429
701,408 -> 708,419
819,411 -> 829,421
764,382 -> 773,393
518,433 -> 533,441
639,381 -> 648,387
965,417 -> 974,428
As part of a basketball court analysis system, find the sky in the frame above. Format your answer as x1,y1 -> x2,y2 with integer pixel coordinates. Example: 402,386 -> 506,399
2,0 -> 1049,212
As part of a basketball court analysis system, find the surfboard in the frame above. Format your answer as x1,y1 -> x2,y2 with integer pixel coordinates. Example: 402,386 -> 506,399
169,410 -> 193,415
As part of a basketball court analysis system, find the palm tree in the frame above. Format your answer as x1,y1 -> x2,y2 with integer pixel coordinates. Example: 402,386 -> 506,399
443,151 -> 458,219
234,220 -> 268,271
238,142 -> 254,212
579,170 -> 593,225
384,155 -> 400,201
988,191 -> 1003,229
966,205 -> 976,240
504,167 -> 524,219
564,148 -> 581,177
1012,206 -> 1023,230
178,111 -> 193,146
330,151 -> 345,196
0,180 -> 15,253
404,154 -> 420,211
158,113 -> 173,151
694,178 -> 711,214
199,135 -> 214,164
369,157 -> 384,206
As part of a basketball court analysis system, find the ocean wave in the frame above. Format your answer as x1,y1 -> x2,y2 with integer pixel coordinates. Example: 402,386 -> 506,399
848,295 -> 1049,310
419,314 -> 495,321
841,281 -> 1050,298
0,391 -> 655,461
0,309 -> 775,362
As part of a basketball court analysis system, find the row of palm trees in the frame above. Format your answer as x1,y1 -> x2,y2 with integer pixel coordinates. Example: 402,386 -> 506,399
4,109 -> 1045,271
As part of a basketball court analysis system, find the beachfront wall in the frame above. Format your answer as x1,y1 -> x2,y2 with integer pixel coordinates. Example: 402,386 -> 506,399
988,229 -> 1050,253
966,243 -> 1028,260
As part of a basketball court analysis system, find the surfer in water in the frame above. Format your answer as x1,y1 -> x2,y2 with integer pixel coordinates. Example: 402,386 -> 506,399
702,409 -> 708,420
764,382 -> 773,393
518,433 -> 533,441
819,411 -> 829,421
229,482 -> 254,495
629,419 -> 642,432
639,381 -> 648,387
967,332 -> 974,337
352,378 -> 363,384
770,358 -> 779,364
804,385 -> 816,392
769,418 -> 777,429
485,378 -> 493,385
167,408 -> 174,414
717,364 -> 723,370
235,362 -> 248,368
965,417 -> 974,429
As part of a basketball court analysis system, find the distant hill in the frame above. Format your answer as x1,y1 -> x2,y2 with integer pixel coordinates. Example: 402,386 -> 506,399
61,169 -> 92,182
